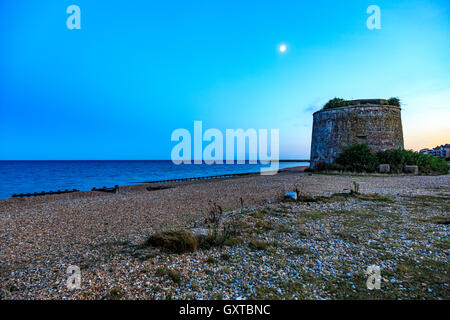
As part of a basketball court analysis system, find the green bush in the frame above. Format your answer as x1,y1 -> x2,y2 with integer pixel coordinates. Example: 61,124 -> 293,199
335,144 -> 379,172
323,98 -> 346,110
331,145 -> 447,174
377,149 -> 448,174
386,97 -> 401,106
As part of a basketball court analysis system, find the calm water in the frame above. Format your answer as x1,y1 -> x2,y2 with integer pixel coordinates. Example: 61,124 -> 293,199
0,161 -> 308,200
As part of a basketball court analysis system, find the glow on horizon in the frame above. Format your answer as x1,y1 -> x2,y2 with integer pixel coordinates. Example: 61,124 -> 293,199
403,88 -> 450,151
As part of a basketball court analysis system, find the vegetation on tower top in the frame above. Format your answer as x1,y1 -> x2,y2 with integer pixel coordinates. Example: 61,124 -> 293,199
322,97 -> 401,110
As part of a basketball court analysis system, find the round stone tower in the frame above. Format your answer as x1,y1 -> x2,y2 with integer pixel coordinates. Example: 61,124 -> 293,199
310,99 -> 404,169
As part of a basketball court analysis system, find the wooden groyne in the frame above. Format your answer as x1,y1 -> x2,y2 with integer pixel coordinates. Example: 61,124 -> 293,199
144,162 -> 309,184
12,185 -> 119,198
12,189 -> 79,198
144,172 -> 254,184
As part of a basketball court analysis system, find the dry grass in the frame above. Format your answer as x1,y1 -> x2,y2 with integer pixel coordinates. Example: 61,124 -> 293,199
146,230 -> 198,253
296,192 -> 394,203
248,239 -> 269,251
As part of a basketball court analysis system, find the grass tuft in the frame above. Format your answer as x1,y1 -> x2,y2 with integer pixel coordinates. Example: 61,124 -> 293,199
167,269 -> 182,284
146,230 -> 198,253
104,287 -> 124,300
248,239 -> 269,251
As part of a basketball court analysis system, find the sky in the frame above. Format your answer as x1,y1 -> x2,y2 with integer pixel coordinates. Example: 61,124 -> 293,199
0,0 -> 449,160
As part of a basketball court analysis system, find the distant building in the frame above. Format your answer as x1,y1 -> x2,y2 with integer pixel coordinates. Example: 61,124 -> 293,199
419,148 -> 432,155
420,144 -> 450,158
442,144 -> 450,158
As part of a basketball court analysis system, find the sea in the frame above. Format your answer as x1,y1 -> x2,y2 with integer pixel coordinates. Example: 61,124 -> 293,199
0,160 -> 308,200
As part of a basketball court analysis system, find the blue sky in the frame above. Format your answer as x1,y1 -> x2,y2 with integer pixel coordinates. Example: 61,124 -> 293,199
0,0 -> 449,160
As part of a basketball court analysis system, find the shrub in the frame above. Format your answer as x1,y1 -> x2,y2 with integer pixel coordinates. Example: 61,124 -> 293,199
377,149 -> 448,174
335,144 -> 379,172
104,287 -> 124,300
155,267 -> 167,276
167,269 -> 182,283
201,202 -> 243,249
386,97 -> 400,106
221,253 -> 232,261
351,181 -> 360,194
146,230 -> 198,253
323,98 -> 346,110
249,239 -> 269,251
318,145 -> 448,175
206,256 -> 217,264
376,149 -> 406,173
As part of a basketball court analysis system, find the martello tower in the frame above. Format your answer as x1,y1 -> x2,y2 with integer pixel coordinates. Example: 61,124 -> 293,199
310,99 -> 404,169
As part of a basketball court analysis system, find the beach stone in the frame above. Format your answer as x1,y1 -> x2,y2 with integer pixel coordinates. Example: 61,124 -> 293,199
378,164 -> 390,173
284,192 -> 297,200
191,228 -> 210,242
191,228 -> 209,237
404,165 -> 419,174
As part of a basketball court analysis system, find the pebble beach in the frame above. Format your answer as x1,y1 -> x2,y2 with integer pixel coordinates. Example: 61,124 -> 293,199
0,167 -> 449,300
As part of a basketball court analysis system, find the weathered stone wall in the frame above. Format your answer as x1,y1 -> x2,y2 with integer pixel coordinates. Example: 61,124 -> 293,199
310,104 -> 404,168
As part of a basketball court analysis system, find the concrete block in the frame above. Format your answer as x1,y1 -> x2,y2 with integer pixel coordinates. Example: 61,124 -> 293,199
404,165 -> 419,174
378,164 -> 390,173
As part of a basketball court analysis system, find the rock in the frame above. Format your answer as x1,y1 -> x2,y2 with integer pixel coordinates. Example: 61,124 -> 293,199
191,228 -> 210,243
191,228 -> 209,237
284,192 -> 297,200
378,164 -> 390,173
404,165 -> 419,174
